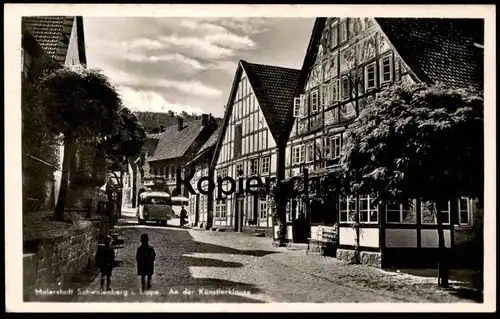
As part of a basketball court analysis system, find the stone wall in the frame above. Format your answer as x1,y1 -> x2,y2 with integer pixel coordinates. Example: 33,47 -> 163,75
336,249 -> 382,267
23,219 -> 100,301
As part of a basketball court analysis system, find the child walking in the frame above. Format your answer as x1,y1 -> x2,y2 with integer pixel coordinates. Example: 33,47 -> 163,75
95,235 -> 115,291
136,233 -> 156,291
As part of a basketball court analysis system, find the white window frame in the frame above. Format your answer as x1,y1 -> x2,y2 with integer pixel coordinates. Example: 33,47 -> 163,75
292,145 -> 300,165
421,201 -> 451,225
321,84 -> 329,108
293,97 -> 301,117
299,144 -> 305,163
385,200 -> 417,224
311,89 -> 319,113
330,25 -> 338,48
329,79 -> 339,104
250,158 -> 259,175
458,197 -> 472,226
306,142 -> 315,163
261,156 -> 270,174
339,21 -> 348,44
301,93 -> 308,118
259,200 -> 268,219
380,54 -> 393,84
339,196 -> 356,223
332,134 -> 342,159
341,75 -> 350,100
359,195 -> 379,224
323,137 -> 331,159
236,162 -> 244,176
365,62 -> 377,91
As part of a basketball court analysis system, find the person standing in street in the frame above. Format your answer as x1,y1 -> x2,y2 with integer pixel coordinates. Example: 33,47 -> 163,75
136,233 -> 156,291
180,205 -> 188,227
95,235 -> 115,291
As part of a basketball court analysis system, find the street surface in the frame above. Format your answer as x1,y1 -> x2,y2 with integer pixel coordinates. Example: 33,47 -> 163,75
64,208 -> 477,303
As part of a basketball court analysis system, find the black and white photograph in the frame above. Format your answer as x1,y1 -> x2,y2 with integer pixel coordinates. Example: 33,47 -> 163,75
5,4 -> 495,312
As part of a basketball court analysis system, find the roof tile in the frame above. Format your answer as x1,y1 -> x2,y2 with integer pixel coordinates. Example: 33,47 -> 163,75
22,16 -> 75,63
147,119 -> 205,162
376,18 -> 483,90
241,61 -> 301,142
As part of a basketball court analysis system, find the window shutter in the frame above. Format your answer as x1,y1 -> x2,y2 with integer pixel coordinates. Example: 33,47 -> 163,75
293,97 -> 301,117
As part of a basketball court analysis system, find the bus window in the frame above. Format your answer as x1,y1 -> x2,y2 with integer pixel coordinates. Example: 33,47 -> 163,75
144,197 -> 171,205
172,199 -> 188,206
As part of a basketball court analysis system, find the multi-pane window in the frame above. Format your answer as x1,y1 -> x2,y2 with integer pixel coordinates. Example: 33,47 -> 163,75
332,135 -> 342,159
323,135 -> 342,159
386,200 -> 417,224
260,200 -> 268,219
339,20 -> 348,44
236,162 -> 244,176
365,62 -> 376,90
292,145 -> 305,165
340,196 -> 356,222
250,158 -> 259,175
261,156 -> 270,174
322,84 -> 330,108
329,79 -> 339,104
215,199 -> 227,218
306,142 -> 315,163
421,201 -> 451,224
380,55 -> 393,84
341,75 -> 350,100
330,26 -> 338,48
359,195 -> 378,223
293,97 -> 301,117
458,198 -> 471,225
311,89 -> 319,113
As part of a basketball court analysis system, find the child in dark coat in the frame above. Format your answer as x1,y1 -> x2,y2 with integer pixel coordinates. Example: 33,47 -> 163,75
95,235 -> 115,291
136,233 -> 156,291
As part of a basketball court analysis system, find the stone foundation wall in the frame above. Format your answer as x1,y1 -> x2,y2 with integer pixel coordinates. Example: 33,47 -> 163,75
23,220 -> 100,301
336,249 -> 382,267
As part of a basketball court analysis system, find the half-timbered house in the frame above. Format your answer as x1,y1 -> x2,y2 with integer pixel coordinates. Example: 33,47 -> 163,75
285,18 -> 483,267
211,60 -> 300,234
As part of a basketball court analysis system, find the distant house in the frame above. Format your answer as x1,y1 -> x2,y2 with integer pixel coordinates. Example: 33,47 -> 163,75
22,16 -> 87,212
211,60 -> 300,234
285,17 -> 483,267
122,132 -> 160,209
185,126 -> 222,228
139,114 -> 219,200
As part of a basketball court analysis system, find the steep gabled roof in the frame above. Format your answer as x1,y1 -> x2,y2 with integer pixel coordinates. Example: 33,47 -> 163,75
210,60 -> 300,170
185,126 -> 222,166
299,18 -> 483,92
376,18 -> 483,90
22,16 -> 87,65
147,119 -> 205,162
241,61 -> 301,143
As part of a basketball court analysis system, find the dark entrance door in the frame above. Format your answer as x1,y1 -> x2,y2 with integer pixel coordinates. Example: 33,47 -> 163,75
195,193 -> 200,226
235,197 -> 244,232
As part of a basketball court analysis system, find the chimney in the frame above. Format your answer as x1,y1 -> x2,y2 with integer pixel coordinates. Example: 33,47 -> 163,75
202,113 -> 210,126
177,117 -> 184,131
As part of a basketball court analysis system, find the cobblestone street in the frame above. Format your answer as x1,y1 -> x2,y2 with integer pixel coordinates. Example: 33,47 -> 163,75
45,214 -> 478,303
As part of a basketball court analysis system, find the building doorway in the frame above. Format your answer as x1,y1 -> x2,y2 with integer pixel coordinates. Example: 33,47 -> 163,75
235,197 -> 244,232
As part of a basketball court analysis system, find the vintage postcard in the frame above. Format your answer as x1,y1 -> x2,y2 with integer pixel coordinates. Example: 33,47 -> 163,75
4,3 -> 496,313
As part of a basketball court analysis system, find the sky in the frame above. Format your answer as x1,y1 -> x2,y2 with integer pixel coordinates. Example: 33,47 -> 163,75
83,17 -> 315,118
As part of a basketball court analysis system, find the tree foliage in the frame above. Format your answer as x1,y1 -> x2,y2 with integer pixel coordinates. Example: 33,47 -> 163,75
37,65 -> 146,220
341,82 -> 483,205
41,66 -> 122,142
341,81 -> 483,285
